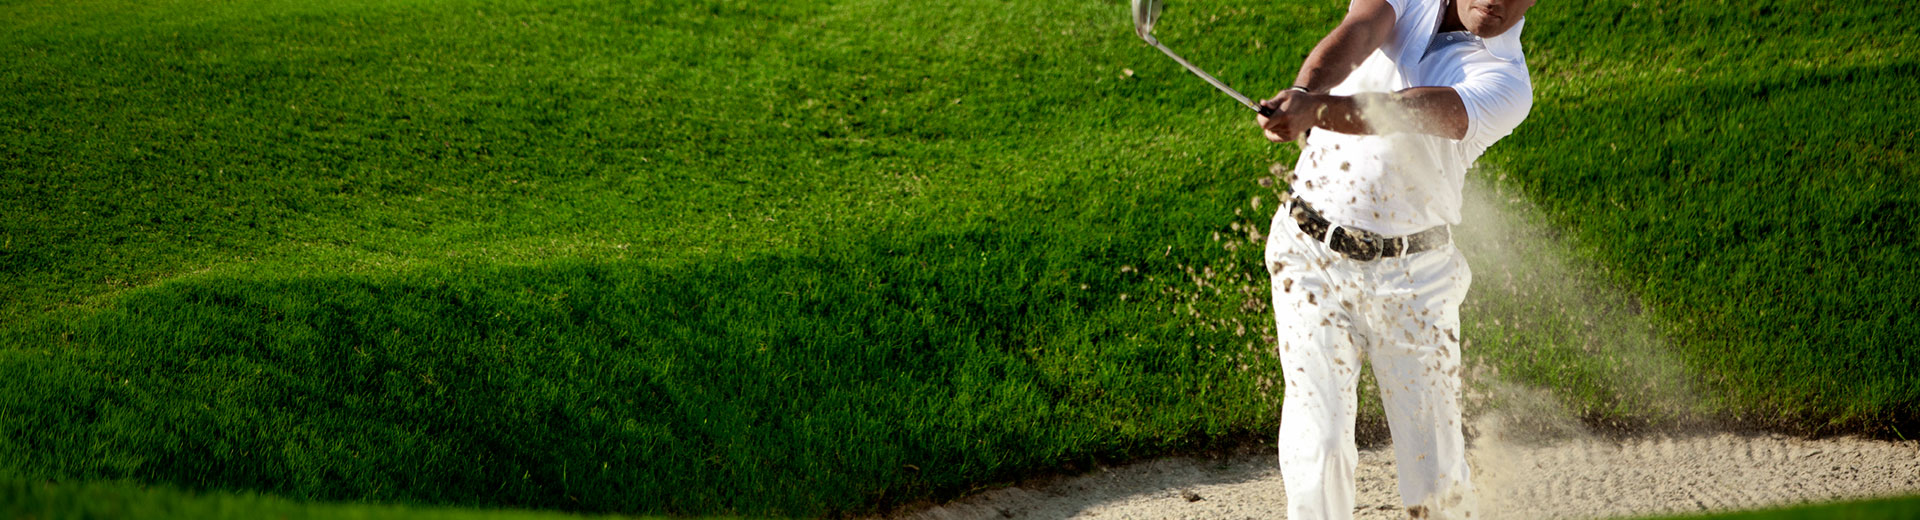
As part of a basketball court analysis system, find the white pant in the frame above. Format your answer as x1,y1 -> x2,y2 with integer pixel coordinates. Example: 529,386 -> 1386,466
1264,206 -> 1476,519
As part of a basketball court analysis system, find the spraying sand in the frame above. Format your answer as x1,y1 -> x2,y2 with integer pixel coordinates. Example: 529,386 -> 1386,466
884,431 -> 1920,519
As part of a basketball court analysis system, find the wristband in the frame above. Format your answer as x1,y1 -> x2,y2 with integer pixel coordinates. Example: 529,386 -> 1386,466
1289,85 -> 1312,94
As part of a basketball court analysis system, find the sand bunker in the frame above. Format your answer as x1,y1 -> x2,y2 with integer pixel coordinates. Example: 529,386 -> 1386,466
885,432 -> 1920,519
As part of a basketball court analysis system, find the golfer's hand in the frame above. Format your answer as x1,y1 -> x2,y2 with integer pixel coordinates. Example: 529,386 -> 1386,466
1257,90 -> 1320,143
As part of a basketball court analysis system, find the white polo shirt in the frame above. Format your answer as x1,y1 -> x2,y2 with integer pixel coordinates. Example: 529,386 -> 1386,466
1290,0 -> 1533,236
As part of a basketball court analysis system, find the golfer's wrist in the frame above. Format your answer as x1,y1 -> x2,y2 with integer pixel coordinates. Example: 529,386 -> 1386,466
1294,91 -> 1328,129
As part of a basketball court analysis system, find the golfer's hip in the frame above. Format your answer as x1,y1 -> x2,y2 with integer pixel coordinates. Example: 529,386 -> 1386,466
1265,199 -> 1472,301
1285,198 -> 1452,263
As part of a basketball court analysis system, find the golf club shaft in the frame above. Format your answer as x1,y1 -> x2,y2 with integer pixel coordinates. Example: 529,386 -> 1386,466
1147,40 -> 1271,116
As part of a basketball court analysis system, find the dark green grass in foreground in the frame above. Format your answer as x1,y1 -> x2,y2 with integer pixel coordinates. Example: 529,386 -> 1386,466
3,0 -> 1918,517
3,228 -> 1278,515
1,478 -> 651,520
1640,495 -> 1920,520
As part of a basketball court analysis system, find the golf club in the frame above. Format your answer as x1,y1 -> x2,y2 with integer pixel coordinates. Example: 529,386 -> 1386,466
1131,0 -> 1274,116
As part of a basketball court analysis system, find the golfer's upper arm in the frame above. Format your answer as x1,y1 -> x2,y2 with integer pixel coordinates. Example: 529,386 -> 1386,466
1370,0 -> 1409,23
1454,62 -> 1533,147
1342,0 -> 1400,50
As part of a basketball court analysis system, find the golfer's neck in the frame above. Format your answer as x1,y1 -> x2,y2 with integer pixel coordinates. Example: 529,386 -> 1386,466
1437,0 -> 1468,33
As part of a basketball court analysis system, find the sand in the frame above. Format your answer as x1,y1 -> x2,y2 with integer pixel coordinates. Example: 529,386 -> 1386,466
883,431 -> 1920,520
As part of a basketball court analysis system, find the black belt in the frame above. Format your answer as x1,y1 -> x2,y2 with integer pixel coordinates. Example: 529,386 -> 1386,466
1289,198 -> 1450,261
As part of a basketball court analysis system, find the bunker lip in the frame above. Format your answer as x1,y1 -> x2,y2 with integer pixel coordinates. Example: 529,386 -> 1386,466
877,429 -> 1920,520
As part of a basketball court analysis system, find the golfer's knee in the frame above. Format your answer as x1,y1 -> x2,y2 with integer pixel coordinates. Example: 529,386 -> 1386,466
1281,416 -> 1352,452
1279,432 -> 1355,472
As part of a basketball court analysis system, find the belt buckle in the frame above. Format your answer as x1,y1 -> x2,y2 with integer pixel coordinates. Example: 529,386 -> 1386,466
1331,227 -> 1381,262
1352,234 -> 1382,261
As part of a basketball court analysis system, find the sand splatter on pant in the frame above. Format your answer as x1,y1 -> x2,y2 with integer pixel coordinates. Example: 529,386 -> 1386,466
1264,208 -> 1476,520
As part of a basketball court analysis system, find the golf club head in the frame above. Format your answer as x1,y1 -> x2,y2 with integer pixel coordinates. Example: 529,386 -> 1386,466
1131,0 -> 1161,42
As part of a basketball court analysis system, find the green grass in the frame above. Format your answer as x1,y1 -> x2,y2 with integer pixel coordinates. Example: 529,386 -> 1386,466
1486,1 -> 1920,427
1,478 -> 652,520
3,0 -> 1293,515
2,0 -> 1916,517
1640,495 -> 1920,520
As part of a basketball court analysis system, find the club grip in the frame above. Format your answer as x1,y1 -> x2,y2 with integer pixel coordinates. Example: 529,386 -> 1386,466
1257,104 -> 1275,117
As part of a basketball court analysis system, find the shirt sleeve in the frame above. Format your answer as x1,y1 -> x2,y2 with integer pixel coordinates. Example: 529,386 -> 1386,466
1454,59 -> 1533,148
1382,0 -> 1409,20
1375,0 -> 1416,72
1381,0 -> 1410,40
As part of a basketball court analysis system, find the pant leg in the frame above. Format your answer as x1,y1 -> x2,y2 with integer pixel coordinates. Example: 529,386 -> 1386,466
1365,243 -> 1476,518
1267,209 -> 1367,520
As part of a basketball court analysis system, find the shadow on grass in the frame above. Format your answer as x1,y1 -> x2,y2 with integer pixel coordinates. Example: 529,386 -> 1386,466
0,223 -> 1281,517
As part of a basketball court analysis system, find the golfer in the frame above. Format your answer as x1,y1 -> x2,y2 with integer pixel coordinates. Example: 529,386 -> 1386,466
1256,0 -> 1534,518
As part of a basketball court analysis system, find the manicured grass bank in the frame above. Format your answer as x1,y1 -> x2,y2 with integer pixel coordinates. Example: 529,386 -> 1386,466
2,0 -> 1915,517
2,229 -> 1279,515
1641,495 -> 1920,520
3,0 -> 1288,515
1484,0 -> 1920,427
1,478 -> 649,520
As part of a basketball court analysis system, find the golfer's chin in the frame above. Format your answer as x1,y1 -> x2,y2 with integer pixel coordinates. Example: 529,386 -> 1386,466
1468,16 -> 1517,38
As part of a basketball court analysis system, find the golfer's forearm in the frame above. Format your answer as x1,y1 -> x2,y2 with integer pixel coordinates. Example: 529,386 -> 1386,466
1312,88 -> 1468,139
1307,94 -> 1372,135
1389,87 -> 1469,139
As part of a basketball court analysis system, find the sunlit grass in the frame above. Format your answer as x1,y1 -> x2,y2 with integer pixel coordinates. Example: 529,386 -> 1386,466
2,0 -> 1914,517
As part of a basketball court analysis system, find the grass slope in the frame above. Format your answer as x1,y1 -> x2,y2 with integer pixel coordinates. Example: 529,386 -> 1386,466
1642,495 -> 1920,520
4,0 -> 1293,515
2,478 -> 651,520
3,232 -> 1280,515
2,0 -> 1915,517
1489,0 -> 1920,427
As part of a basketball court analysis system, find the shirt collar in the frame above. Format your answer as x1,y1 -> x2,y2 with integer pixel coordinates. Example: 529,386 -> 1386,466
1484,18 -> 1525,61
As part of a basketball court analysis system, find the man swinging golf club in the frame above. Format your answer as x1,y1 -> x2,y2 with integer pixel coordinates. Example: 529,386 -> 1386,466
1257,0 -> 1534,518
